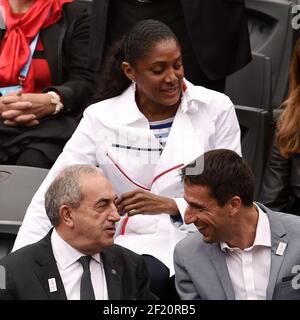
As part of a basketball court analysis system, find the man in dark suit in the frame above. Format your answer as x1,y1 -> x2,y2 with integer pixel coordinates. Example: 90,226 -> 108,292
89,0 -> 251,92
174,149 -> 300,300
0,164 -> 155,300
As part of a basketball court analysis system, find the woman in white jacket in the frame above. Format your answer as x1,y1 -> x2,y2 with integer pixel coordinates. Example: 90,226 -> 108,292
13,19 -> 241,299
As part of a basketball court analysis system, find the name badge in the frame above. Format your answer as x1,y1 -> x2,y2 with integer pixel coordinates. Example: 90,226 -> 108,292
48,278 -> 57,292
276,242 -> 287,256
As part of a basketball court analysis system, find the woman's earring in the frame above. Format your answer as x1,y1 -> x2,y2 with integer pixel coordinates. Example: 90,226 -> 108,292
132,80 -> 136,92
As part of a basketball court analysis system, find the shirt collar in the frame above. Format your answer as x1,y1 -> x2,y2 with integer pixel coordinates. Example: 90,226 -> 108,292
51,229 -> 102,270
180,79 -> 212,112
220,204 -> 271,253
115,79 -> 213,125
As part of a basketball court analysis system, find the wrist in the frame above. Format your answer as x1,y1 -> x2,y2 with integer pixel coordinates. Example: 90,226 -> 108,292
47,91 -> 64,115
165,197 -> 180,216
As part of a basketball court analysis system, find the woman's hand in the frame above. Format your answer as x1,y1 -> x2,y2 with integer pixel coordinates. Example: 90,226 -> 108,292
115,189 -> 180,217
0,92 -> 56,127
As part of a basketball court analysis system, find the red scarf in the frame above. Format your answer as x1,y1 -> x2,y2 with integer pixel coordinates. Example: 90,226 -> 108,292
0,0 -> 73,92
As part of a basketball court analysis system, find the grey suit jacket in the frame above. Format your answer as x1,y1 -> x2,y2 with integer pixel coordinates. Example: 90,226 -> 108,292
0,230 -> 156,300
174,203 -> 300,300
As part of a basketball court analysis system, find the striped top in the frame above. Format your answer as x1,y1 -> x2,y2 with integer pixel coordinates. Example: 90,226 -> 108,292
149,116 -> 174,149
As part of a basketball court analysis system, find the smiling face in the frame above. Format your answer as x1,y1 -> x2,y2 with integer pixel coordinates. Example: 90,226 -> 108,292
184,183 -> 233,244
122,38 -> 184,118
67,173 -> 120,255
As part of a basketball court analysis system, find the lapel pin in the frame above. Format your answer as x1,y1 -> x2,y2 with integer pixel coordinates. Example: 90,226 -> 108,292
48,278 -> 57,293
276,242 -> 287,256
111,269 -> 117,275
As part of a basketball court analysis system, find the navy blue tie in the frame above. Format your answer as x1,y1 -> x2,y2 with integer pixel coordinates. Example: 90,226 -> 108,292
78,256 -> 95,300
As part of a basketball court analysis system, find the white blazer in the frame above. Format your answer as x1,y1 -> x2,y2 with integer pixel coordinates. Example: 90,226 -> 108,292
13,80 -> 241,274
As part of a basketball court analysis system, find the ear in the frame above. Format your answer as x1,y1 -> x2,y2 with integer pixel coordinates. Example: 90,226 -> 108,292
59,205 -> 75,228
121,62 -> 136,82
228,196 -> 241,217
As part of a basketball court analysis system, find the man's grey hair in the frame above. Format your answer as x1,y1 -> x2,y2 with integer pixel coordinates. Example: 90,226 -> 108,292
45,164 -> 101,226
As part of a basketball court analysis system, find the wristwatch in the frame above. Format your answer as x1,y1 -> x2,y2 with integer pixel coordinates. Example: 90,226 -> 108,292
47,91 -> 64,115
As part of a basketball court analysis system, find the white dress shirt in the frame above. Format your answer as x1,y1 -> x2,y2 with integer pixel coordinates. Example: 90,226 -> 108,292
220,205 -> 271,300
51,229 -> 108,300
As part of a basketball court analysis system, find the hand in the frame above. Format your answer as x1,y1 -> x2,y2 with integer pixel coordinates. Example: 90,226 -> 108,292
0,90 -> 34,126
115,189 -> 179,217
1,92 -> 55,127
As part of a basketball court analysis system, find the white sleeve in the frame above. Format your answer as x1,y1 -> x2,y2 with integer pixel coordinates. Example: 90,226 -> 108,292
214,96 -> 242,156
13,109 -> 98,251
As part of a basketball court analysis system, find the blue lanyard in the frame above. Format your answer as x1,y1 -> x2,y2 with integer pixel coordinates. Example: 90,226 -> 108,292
19,32 -> 39,83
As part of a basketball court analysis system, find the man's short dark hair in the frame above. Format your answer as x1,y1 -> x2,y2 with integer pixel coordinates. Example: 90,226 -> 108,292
181,149 -> 254,207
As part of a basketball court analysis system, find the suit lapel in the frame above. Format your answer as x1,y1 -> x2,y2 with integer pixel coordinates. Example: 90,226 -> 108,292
102,250 -> 122,300
210,244 -> 236,300
41,16 -> 65,84
89,0 -> 110,69
263,207 -> 288,300
33,231 -> 67,300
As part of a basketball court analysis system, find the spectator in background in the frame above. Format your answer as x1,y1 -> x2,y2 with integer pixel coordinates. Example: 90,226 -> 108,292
174,149 -> 300,300
0,164 -> 155,300
0,0 -> 94,168
89,0 -> 251,93
259,37 -> 300,215
13,20 -> 241,299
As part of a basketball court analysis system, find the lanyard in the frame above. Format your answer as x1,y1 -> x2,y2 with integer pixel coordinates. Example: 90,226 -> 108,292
18,32 -> 39,84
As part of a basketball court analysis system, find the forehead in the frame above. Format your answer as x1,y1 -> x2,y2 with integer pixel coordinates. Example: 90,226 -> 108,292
80,173 -> 114,200
137,38 -> 181,64
184,183 -> 214,204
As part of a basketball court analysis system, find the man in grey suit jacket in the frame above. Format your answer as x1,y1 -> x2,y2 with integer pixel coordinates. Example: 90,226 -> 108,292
0,164 -> 155,300
174,149 -> 300,300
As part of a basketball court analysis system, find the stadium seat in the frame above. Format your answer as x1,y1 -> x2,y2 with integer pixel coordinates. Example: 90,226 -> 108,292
0,165 -> 48,259
225,52 -> 272,112
245,0 -> 296,109
235,105 -> 271,199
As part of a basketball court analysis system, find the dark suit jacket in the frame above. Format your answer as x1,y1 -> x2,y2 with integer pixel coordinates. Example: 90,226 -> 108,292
89,0 -> 251,80
0,2 -> 95,164
0,1 -> 94,114
0,231 -> 156,300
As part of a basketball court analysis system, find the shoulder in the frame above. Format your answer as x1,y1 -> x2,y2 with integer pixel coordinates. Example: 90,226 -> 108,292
0,240 -> 45,269
85,96 -> 119,114
104,244 -> 146,267
183,80 -> 234,114
106,244 -> 144,259
0,232 -> 52,269
83,97 -> 120,122
60,1 -> 90,26
62,1 -> 90,16
175,232 -> 209,257
261,203 -> 300,235
275,212 -> 300,233
83,90 -> 130,123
